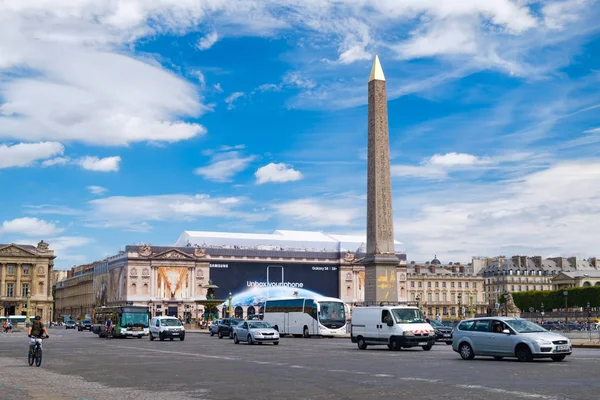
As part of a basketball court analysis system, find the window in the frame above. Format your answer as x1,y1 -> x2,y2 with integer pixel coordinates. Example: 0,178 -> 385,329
451,282 -> 455,288
465,282 -> 469,288
472,320 -> 490,332
23,265 -> 30,275
526,286 -> 529,291
7,283 -> 14,297
427,293 -> 432,302
451,307 -> 456,315
511,285 -> 515,291
442,281 -> 446,288
7,265 -> 15,275
418,281 -> 422,288
411,293 -> 415,301
435,293 -> 439,302
518,286 -> 522,291
451,293 -> 456,303
473,282 -> 477,289
435,282 -> 439,288
410,281 -> 415,287
443,307 -> 447,315
22,283 -> 29,297
458,282 -> 462,288
428,307 -> 433,315
442,293 -> 447,302
427,282 -> 431,288
458,320 -> 474,330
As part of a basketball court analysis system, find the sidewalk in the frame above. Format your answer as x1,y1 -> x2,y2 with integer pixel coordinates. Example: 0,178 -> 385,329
571,339 -> 600,348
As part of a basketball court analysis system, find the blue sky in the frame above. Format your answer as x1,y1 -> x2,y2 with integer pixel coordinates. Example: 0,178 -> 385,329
1,1 -> 600,269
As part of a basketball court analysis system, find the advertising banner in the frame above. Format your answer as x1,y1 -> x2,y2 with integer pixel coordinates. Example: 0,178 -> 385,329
209,262 -> 340,301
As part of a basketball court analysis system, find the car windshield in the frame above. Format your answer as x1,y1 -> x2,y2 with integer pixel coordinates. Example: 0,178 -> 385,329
319,302 -> 346,323
120,312 -> 149,328
391,309 -> 426,324
428,319 -> 445,328
506,319 -> 547,333
248,321 -> 272,329
231,319 -> 243,325
82,320 -> 91,324
162,319 -> 182,326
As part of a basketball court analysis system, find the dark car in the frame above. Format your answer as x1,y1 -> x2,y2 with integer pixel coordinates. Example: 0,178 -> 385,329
428,319 -> 453,345
217,318 -> 243,339
78,319 -> 93,331
65,320 -> 76,330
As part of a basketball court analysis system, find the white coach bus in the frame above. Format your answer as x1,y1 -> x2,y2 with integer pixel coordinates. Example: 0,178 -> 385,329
263,296 -> 347,338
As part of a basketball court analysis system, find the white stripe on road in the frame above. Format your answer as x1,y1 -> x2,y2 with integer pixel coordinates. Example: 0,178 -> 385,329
456,385 -> 558,399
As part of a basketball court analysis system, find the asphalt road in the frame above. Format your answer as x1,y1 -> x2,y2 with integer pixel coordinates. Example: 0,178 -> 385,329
1,328 -> 599,400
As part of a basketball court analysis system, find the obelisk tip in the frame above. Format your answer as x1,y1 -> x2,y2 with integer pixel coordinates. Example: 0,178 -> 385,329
368,55 -> 385,82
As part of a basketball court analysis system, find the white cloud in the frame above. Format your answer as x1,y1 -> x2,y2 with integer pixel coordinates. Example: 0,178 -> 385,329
0,217 -> 63,236
584,127 -> 600,134
194,151 -> 256,182
395,161 -> 600,261
13,235 -> 95,267
0,142 -> 64,168
87,186 -> 108,195
274,198 -> 361,227
197,32 -> 219,50
392,152 -> 490,179
85,193 -> 263,231
78,156 -> 121,172
224,92 -> 244,110
42,157 -> 71,167
255,162 -> 303,184
213,83 -> 224,92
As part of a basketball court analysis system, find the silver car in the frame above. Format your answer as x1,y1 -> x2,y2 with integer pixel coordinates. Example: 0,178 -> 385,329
233,320 -> 280,345
452,317 -> 572,362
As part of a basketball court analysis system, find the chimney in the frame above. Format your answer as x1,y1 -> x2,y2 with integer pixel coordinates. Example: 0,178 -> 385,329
520,256 -> 527,268
429,265 -> 435,274
459,265 -> 465,273
415,265 -> 421,274
568,257 -> 577,270
511,256 -> 521,268
451,265 -> 457,273
532,256 -> 542,269
591,257 -> 599,269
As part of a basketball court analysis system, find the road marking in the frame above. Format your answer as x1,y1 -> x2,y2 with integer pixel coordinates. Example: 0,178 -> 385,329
373,374 -> 393,377
456,385 -> 558,399
109,345 -> 241,361
400,377 -> 440,383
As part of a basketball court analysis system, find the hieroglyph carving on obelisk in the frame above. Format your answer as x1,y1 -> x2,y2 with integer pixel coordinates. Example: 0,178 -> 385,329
364,55 -> 399,305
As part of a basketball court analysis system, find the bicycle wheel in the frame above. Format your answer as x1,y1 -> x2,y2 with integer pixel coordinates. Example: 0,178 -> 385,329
35,347 -> 42,367
28,349 -> 34,366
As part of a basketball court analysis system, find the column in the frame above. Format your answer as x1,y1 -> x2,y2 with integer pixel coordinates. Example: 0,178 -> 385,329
16,264 -> 22,298
1,263 -> 5,297
191,266 -> 196,298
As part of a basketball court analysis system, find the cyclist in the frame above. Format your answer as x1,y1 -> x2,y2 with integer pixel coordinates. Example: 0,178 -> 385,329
28,316 -> 49,355
105,317 -> 112,340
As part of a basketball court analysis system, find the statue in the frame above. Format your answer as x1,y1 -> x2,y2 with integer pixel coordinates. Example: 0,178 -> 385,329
37,240 -> 49,251
194,247 -> 207,258
206,287 -> 215,299
343,251 -> 356,262
505,293 -> 521,317
138,244 -> 152,257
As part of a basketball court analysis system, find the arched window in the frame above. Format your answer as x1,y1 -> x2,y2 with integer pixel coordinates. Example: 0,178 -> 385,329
346,286 -> 352,297
38,282 -> 44,295
583,281 -> 592,287
235,306 -> 243,318
131,283 -> 137,295
595,282 -> 600,287
143,283 -> 149,295
247,306 -> 256,316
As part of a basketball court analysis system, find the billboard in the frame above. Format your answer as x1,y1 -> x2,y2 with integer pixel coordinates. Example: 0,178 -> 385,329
209,262 -> 340,301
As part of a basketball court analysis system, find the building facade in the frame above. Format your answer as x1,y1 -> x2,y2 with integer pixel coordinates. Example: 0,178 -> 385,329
0,241 -> 55,321
405,258 -> 485,319
480,255 -> 600,305
54,263 -> 95,321
552,270 -> 600,289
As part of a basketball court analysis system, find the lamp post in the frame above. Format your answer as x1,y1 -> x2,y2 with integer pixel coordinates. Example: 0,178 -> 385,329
586,301 -> 591,327
503,291 -> 508,317
469,294 -> 474,318
228,292 -> 233,318
457,293 -> 462,318
563,290 -> 568,330
416,294 -> 421,310
541,302 -> 545,321
25,293 -> 32,326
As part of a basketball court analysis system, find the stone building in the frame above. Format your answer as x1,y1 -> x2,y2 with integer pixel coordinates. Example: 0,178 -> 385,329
54,263 -> 95,321
0,241 -> 55,321
552,270 -> 600,289
406,257 -> 485,319
479,255 -> 600,305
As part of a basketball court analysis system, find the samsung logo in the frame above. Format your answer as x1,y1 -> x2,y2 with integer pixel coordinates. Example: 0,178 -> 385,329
209,263 -> 229,268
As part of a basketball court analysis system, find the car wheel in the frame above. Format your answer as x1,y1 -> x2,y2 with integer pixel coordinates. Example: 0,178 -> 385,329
233,334 -> 239,344
150,333 -> 155,341
446,341 -> 453,345
551,355 -> 566,362
180,336 -> 185,341
389,338 -> 401,351
303,326 -> 310,338
159,333 -> 165,341
273,341 -> 279,345
493,356 -> 504,361
218,331 -> 223,339
357,337 -> 368,350
229,331 -> 233,339
170,337 -> 173,341
210,331 -> 214,337
248,335 -> 254,345
516,344 -> 533,362
459,343 -> 475,360
422,345 -> 432,351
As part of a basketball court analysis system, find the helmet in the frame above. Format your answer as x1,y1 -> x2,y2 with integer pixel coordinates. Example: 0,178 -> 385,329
34,315 -> 41,320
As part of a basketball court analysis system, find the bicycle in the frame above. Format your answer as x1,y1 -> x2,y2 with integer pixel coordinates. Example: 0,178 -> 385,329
28,335 -> 47,367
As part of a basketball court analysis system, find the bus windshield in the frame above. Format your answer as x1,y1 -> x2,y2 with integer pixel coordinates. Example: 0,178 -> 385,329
391,308 -> 426,324
120,312 -> 149,328
319,302 -> 345,323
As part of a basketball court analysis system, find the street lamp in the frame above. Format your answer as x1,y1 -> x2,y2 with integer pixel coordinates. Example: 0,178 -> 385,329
24,293 -> 32,326
563,290 -> 568,330
457,293 -> 463,318
541,302 -> 545,321
586,301 -> 591,327
416,294 -> 421,310
228,292 -> 233,318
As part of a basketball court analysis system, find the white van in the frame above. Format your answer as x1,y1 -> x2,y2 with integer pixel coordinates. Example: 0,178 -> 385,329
149,316 -> 185,341
350,306 -> 436,351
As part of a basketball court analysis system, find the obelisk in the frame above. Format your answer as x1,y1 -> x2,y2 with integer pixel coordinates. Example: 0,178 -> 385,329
364,55 -> 398,305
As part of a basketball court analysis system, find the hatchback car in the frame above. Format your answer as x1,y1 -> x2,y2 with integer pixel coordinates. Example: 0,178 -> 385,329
65,320 -> 76,330
233,320 -> 280,345
427,319 -> 453,345
209,319 -> 221,336
452,317 -> 572,362
217,318 -> 243,339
